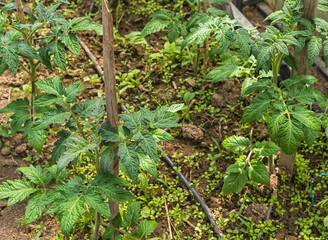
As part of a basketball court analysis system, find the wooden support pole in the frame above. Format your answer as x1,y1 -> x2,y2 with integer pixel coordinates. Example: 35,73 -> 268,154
279,0 -> 318,174
15,0 -> 26,24
102,0 -> 119,233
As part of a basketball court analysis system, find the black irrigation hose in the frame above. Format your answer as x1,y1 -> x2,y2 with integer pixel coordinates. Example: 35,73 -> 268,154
88,0 -> 95,15
119,103 -> 224,239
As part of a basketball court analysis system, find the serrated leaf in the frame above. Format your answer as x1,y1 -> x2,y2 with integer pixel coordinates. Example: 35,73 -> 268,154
49,131 -> 71,165
253,141 -> 280,156
167,21 -> 181,43
71,20 -> 103,35
100,146 -> 114,175
99,122 -> 120,143
138,220 -> 158,237
120,113 -> 142,132
118,142 -> 139,183
15,42 -> 41,60
36,76 -> 64,96
0,1 -> 16,12
151,128 -> 173,142
304,126 -> 318,146
257,44 -> 274,72
234,28 -> 251,59
25,128 -> 47,153
282,75 -> 317,88
215,25 -> 233,54
91,174 -> 135,202
0,98 -> 29,113
241,78 -> 274,97
141,18 -> 170,38
206,7 -> 228,17
57,136 -> 98,173
103,227 -> 114,239
242,92 -> 274,123
182,23 -> 213,49
206,64 -> 238,83
166,104 -> 184,112
277,118 -> 303,154
59,196 -> 84,236
275,40 -> 289,55
65,82 -> 84,102
137,150 -> 157,178
34,94 -> 63,107
308,36 -> 322,67
268,110 -> 286,140
153,107 -> 180,128
133,130 -> 158,163
283,52 -> 297,71
24,191 -> 52,225
33,109 -> 71,130
222,169 -> 248,194
291,106 -> 318,131
249,160 -> 270,185
82,189 -> 111,218
324,39 -> 328,68
18,165 -> 51,185
123,202 -> 140,228
38,47 -> 53,71
10,110 -> 30,135
60,32 -> 80,55
53,41 -> 66,70
222,136 -> 250,153
0,45 -> 19,75
0,178 -> 38,206
0,57 -> 8,76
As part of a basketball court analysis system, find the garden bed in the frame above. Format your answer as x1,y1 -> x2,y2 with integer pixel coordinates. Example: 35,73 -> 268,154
0,0 -> 328,239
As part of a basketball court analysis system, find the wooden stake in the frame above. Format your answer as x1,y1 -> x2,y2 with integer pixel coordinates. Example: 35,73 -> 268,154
102,0 -> 119,237
279,0 -> 318,174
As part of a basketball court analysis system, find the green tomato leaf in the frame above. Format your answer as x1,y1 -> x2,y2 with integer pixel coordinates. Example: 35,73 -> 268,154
33,109 -> 71,130
36,76 -> 65,96
206,64 -> 238,83
222,136 -> 250,153
308,36 -> 322,67
123,202 -> 140,228
65,82 -> 84,102
0,178 -> 38,206
60,32 -> 80,55
24,191 -> 52,225
222,169 -> 248,194
133,130 -> 159,163
137,220 -> 158,237
253,141 -> 280,157
18,165 -> 51,186
137,150 -> 157,178
118,142 -> 140,183
100,146 -> 114,175
99,122 -> 120,143
82,189 -> 111,218
249,160 -> 270,185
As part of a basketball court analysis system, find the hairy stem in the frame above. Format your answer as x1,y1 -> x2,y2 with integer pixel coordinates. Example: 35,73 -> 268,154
92,212 -> 101,240
29,59 -> 37,122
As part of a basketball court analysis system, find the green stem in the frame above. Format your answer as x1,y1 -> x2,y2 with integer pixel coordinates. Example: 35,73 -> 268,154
95,147 -> 100,173
184,0 -> 197,11
92,212 -> 101,240
29,59 -> 37,122
67,104 -> 88,139
272,51 -> 283,86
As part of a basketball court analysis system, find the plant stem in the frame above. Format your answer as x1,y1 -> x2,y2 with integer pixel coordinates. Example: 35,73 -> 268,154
272,51 -> 283,86
92,212 -> 101,240
203,0 -> 208,74
268,155 -> 274,174
67,105 -> 88,139
184,0 -> 197,11
29,59 -> 37,122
